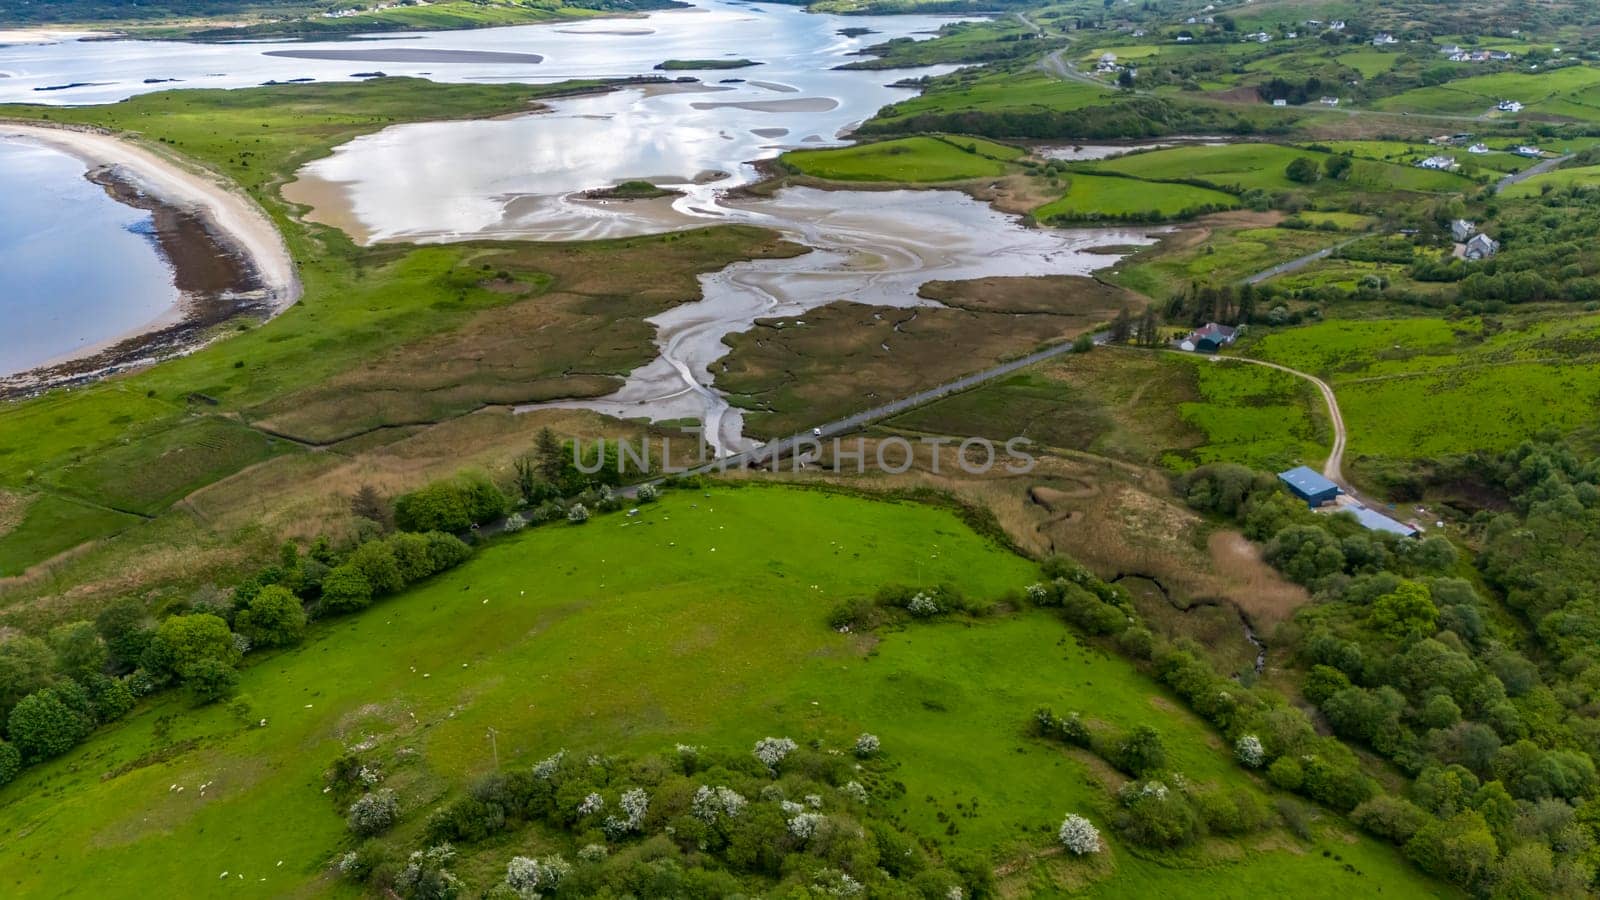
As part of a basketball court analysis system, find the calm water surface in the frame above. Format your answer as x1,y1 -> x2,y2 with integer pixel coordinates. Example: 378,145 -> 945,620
0,139 -> 177,375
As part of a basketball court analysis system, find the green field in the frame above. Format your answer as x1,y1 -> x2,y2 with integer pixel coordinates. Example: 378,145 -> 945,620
1088,143 -> 1475,194
0,493 -> 141,577
1167,356 -> 1329,472
1035,173 -> 1238,222
780,134 -> 1021,182
1499,162 -> 1600,197
1110,227 -> 1335,301
871,70 -> 1114,123
0,486 -> 1447,897
1244,313 -> 1600,460
1371,64 -> 1600,120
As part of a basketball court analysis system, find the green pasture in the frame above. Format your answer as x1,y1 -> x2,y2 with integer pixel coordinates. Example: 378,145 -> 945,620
0,486 -> 1446,897
781,135 -> 1021,182
1244,313 -> 1600,459
1035,173 -> 1238,221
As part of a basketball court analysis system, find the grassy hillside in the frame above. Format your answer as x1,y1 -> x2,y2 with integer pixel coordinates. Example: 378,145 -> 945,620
780,135 -> 1022,182
0,485 -> 1448,897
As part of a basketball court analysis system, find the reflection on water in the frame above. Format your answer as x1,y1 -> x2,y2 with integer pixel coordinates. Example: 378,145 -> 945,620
0,1 -> 965,105
0,140 -> 177,376
278,1 -> 965,243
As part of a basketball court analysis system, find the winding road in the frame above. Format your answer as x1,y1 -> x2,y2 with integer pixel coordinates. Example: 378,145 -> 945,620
1203,354 -> 1348,486
1495,153 -> 1575,193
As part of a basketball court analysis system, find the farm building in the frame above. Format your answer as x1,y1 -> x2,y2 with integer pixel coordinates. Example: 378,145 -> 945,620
1279,466 -> 1341,506
1180,322 -> 1238,353
1347,505 -> 1418,537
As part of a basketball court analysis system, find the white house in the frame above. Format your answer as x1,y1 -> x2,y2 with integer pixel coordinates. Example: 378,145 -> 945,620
1372,32 -> 1398,46
1465,233 -> 1500,259
1320,95 -> 1340,106
1451,219 -> 1477,241
1467,143 -> 1490,154
1441,45 -> 1464,56
1272,98 -> 1288,107
1498,99 -> 1524,113
1516,145 -> 1542,158
1419,156 -> 1458,171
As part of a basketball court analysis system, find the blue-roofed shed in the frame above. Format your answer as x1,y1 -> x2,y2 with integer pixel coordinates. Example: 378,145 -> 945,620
1349,506 -> 1418,537
1279,466 -> 1340,506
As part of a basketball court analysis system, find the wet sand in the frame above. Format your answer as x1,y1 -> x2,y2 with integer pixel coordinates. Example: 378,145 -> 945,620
0,123 -> 299,396
522,188 -> 1161,455
690,96 -> 839,112
263,48 -> 544,65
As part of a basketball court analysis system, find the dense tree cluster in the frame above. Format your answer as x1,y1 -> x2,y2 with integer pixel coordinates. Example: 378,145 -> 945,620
1181,454 -> 1600,895
332,739 -> 990,899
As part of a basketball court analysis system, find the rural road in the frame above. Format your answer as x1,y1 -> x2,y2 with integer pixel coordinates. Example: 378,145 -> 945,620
1494,153 -> 1574,193
687,336 -> 1097,475
1219,355 -> 1347,486
1243,237 -> 1362,285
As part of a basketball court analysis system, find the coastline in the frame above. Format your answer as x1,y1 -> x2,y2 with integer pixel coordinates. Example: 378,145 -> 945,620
0,122 -> 300,398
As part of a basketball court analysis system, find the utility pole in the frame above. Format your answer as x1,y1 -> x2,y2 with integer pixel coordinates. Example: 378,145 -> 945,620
486,726 -> 500,771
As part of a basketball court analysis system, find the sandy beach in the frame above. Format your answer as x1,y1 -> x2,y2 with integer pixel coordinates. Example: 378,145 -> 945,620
0,122 -> 300,393
1,122 -> 300,312
0,29 -> 105,45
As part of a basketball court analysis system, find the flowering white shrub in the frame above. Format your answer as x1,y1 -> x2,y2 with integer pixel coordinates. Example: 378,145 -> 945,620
577,792 -> 605,817
532,749 -> 565,780
1235,734 -> 1266,768
232,632 -> 253,655
691,785 -> 748,822
947,888 -> 964,900
1025,583 -> 1049,604
567,503 -> 590,524
754,736 -> 798,768
503,512 -> 528,533
812,868 -> 864,897
358,764 -> 382,787
346,789 -> 399,836
335,851 -> 361,878
637,483 -> 659,502
906,592 -> 941,616
397,844 -> 459,898
619,787 -> 649,830
577,843 -> 608,862
842,780 -> 869,803
805,793 -> 824,809
505,854 -> 571,898
853,732 -> 880,757
1118,780 -> 1170,805
781,799 -> 805,817
787,810 -> 824,840
1058,813 -> 1101,855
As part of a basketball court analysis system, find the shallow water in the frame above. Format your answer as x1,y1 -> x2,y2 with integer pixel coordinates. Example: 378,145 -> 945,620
525,188 -> 1160,454
0,140 -> 177,376
0,2 -> 962,105
279,2 -> 964,243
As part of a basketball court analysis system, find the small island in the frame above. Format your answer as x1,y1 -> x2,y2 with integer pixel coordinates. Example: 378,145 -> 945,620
580,180 -> 684,200
654,58 -> 761,71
